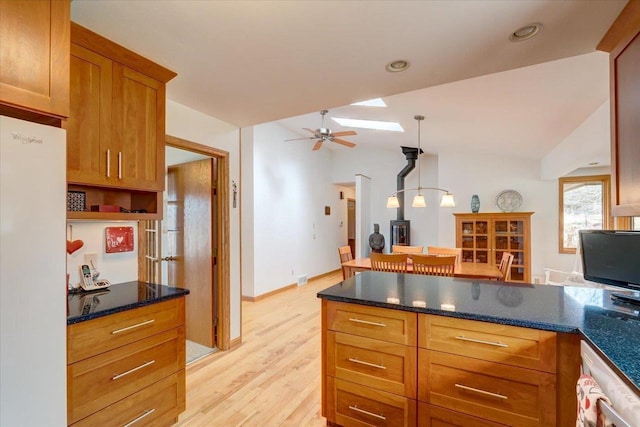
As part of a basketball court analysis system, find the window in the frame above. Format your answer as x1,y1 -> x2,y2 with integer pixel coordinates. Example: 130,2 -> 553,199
559,175 -> 611,254
634,217 -> 640,231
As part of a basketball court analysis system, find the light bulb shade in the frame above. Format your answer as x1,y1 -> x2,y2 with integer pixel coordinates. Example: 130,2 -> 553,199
440,193 -> 455,207
386,195 -> 400,208
412,194 -> 426,208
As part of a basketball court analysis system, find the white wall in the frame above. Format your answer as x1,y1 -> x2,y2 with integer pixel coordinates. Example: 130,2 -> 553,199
166,100 -> 242,340
66,222 -> 139,286
244,121 -> 347,297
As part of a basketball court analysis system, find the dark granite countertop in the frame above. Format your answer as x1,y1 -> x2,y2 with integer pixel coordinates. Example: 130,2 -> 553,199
317,271 -> 640,394
67,281 -> 189,325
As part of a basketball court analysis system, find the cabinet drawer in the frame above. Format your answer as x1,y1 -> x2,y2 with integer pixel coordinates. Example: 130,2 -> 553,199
327,376 -> 416,427
417,402 -> 508,427
68,298 -> 185,363
418,314 -> 556,372
68,327 -> 185,424
70,371 -> 185,427
328,331 -> 416,398
326,301 -> 417,346
418,350 -> 555,427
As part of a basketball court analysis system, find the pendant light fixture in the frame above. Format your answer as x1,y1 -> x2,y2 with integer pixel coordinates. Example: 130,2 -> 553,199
386,115 -> 455,209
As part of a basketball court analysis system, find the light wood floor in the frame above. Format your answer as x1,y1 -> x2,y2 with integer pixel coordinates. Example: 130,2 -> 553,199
175,270 -> 343,427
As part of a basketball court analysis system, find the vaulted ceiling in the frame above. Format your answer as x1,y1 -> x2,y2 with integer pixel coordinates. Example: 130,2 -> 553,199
71,0 -> 626,162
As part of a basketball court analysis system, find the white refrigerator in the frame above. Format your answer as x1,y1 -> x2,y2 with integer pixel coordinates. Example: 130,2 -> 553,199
0,115 -> 67,426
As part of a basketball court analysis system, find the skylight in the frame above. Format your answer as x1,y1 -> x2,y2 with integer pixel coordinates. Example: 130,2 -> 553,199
350,98 -> 387,107
331,118 -> 404,132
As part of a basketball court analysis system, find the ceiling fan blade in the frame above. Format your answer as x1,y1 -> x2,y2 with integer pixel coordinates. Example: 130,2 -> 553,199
332,138 -> 356,148
331,130 -> 357,137
312,140 -> 323,151
284,137 -> 313,141
303,128 -> 317,135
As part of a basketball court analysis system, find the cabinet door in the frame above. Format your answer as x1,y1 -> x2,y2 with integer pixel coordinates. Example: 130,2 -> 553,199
112,64 -> 165,191
0,0 -> 69,117
459,219 -> 490,264
493,218 -> 526,281
611,30 -> 640,216
66,44 -> 113,186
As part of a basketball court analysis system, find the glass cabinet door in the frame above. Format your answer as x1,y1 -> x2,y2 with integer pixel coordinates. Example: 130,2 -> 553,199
461,220 -> 490,264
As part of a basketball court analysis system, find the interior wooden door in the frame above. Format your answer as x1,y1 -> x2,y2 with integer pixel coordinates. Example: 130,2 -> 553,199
167,159 -> 215,347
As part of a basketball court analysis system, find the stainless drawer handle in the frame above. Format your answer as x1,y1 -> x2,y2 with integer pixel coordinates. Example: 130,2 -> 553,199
348,318 -> 386,327
455,383 -> 508,400
118,151 -> 122,179
112,360 -> 155,380
348,357 -> 386,370
348,405 -> 386,420
111,319 -> 155,334
454,335 -> 508,348
123,409 -> 156,427
106,149 -> 111,178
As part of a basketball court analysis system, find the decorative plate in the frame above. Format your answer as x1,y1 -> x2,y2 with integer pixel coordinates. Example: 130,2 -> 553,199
495,190 -> 522,212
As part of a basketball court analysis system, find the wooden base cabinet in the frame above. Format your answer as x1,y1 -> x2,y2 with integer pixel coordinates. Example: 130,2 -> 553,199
454,212 -> 532,283
67,298 -> 186,426
321,301 -> 580,427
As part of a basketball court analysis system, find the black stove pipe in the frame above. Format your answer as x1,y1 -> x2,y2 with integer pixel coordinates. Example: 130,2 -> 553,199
396,146 -> 423,220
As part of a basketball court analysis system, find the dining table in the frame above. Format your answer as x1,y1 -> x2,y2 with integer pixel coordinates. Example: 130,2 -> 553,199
342,257 -> 503,280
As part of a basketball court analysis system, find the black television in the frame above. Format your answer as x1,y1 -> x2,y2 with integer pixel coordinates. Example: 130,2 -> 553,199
580,230 -> 640,305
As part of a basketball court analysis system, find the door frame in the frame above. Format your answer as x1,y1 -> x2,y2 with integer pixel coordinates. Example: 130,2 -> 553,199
164,134 -> 231,350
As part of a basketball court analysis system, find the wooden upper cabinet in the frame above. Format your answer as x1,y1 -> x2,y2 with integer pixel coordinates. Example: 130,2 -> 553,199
112,64 -> 165,190
66,44 -> 112,186
598,0 -> 640,216
0,0 -> 69,118
67,22 -> 174,192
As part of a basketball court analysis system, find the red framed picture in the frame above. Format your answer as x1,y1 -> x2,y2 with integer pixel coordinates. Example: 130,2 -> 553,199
105,226 -> 134,253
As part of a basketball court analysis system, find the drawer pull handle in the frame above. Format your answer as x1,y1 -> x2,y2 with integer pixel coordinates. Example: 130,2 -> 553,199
348,357 -> 386,370
118,151 -> 122,179
123,409 -> 156,427
454,335 -> 508,348
106,149 -> 111,178
348,405 -> 386,420
348,318 -> 386,327
112,360 -> 155,380
111,319 -> 155,334
455,383 -> 508,400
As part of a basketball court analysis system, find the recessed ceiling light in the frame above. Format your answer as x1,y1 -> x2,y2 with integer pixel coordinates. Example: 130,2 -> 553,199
332,117 -> 404,132
351,98 -> 387,107
509,23 -> 543,42
386,60 -> 410,73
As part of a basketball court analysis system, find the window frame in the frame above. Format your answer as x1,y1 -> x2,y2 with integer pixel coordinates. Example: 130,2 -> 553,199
558,174 -> 611,254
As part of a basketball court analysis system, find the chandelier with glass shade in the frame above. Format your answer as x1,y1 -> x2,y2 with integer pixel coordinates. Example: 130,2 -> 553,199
386,115 -> 455,209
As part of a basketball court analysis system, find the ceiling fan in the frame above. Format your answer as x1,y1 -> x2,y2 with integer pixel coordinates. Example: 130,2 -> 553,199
285,110 -> 357,151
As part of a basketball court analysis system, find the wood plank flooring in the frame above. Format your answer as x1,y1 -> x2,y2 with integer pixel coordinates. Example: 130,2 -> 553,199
175,271 -> 343,427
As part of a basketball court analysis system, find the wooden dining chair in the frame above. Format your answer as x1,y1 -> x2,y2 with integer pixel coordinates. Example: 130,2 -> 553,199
370,253 -> 408,273
498,252 -> 515,281
338,246 -> 354,280
427,246 -> 462,266
391,245 -> 423,254
411,254 -> 456,277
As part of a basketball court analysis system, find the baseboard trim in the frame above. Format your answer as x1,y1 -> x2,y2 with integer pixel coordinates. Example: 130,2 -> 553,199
241,269 -> 341,302
228,336 -> 242,350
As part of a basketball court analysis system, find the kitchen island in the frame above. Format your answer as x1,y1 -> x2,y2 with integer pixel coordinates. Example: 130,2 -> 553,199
318,271 -> 640,426
67,282 -> 189,426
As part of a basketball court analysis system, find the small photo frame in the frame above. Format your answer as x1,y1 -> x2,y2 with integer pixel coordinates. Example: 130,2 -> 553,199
105,226 -> 134,253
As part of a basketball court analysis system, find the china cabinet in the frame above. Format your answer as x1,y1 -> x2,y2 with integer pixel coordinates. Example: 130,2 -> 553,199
454,212 -> 533,283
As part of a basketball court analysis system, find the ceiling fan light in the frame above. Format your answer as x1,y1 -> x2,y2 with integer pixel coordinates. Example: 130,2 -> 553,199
386,196 -> 400,209
440,193 -> 456,207
412,194 -> 426,208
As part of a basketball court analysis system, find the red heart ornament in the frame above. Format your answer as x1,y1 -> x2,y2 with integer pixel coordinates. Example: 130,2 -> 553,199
66,239 -> 84,254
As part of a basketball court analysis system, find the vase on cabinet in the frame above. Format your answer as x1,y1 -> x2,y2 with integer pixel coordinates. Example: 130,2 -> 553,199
471,195 -> 480,213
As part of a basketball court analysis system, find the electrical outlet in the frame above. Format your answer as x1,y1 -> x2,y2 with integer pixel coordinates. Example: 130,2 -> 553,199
84,252 -> 97,268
